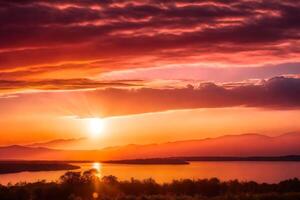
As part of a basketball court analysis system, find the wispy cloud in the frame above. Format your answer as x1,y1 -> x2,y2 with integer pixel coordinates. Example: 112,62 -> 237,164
0,78 -> 140,94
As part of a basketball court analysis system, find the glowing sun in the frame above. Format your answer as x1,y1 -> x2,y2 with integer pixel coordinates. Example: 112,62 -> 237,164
88,118 -> 105,138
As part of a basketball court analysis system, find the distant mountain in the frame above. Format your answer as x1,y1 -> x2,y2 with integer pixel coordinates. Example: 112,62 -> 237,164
99,132 -> 300,159
0,145 -> 61,160
27,138 -> 87,150
0,133 -> 300,160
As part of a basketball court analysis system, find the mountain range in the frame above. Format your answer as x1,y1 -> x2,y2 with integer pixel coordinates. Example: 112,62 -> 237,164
1,133 -> 300,160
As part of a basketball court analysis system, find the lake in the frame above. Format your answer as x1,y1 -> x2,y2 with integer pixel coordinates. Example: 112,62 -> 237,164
1,161 -> 300,185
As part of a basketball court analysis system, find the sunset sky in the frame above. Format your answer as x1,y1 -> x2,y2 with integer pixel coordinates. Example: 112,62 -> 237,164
1,0 -> 300,149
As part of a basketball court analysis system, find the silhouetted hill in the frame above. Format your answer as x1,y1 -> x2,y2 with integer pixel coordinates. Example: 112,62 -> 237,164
0,132 -> 300,160
27,138 -> 87,150
0,145 -> 61,159
99,132 -> 300,159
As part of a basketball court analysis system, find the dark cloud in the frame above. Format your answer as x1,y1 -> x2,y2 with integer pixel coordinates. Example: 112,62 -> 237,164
0,3 -> 102,26
1,76 -> 299,117
83,76 -> 300,116
90,76 -> 300,116
0,0 -> 299,70
0,0 -> 299,99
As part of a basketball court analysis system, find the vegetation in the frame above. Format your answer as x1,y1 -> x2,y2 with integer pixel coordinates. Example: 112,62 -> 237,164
1,170 -> 300,200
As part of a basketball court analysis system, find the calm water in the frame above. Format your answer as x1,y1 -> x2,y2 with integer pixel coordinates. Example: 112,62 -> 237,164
1,162 -> 300,185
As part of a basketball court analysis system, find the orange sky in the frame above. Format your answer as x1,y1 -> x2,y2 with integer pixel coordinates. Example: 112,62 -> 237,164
0,0 -> 300,149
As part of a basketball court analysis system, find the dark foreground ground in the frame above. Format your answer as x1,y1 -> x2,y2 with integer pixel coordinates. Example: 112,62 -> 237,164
1,169 -> 300,200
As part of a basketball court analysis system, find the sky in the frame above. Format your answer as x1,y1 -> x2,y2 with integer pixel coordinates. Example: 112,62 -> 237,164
0,0 -> 300,149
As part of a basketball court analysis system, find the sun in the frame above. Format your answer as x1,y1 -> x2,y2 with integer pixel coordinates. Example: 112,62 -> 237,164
88,118 -> 105,138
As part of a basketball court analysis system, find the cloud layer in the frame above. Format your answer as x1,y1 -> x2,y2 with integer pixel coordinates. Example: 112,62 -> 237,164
0,0 -> 300,84
1,76 -> 299,117
0,78 -> 139,93
83,76 -> 300,116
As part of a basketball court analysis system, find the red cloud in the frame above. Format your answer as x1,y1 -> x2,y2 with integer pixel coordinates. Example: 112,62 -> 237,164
0,0 -> 299,79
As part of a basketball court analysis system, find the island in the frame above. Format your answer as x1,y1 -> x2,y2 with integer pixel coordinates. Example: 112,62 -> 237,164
103,158 -> 189,165
178,155 -> 300,161
0,161 -> 80,174
103,155 -> 300,165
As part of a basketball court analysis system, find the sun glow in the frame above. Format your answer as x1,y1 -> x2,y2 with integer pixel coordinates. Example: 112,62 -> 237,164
88,118 -> 105,138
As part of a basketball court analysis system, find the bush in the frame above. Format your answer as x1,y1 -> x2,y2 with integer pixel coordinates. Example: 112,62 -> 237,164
0,171 -> 300,200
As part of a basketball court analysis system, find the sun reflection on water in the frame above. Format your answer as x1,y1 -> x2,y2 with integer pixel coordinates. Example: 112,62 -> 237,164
92,162 -> 102,178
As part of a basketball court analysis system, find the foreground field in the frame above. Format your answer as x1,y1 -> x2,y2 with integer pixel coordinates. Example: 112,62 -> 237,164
1,169 -> 300,200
